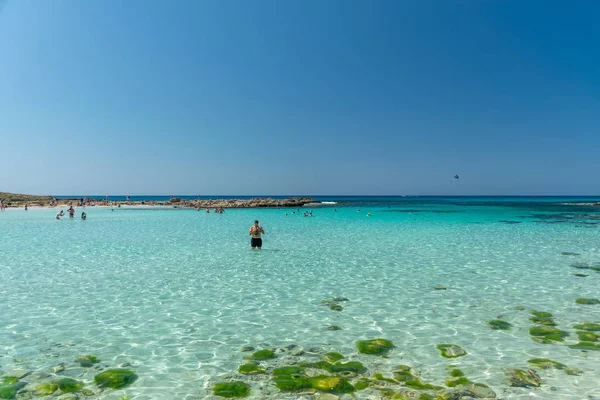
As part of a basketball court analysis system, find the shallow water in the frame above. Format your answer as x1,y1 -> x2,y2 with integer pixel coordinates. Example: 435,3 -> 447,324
1,198 -> 600,399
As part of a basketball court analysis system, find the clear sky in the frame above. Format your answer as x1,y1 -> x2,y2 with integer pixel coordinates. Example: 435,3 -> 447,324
1,0 -> 599,196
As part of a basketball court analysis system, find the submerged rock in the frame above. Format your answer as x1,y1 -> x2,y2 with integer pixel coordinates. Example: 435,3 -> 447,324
568,342 -> 600,351
356,338 -> 395,356
238,363 -> 265,375
93,369 -> 137,389
527,358 -> 567,370
577,331 -> 600,341
529,326 -> 569,343
505,369 -> 542,388
573,274 -> 588,277
561,252 -> 581,256
309,376 -> 355,393
323,352 -> 344,363
487,319 -> 512,330
240,346 -> 255,352
514,306 -> 526,311
75,355 -> 99,368
213,381 -> 250,398
329,304 -> 343,311
246,349 -> 275,360
327,325 -> 342,331
33,381 -> 58,396
433,285 -> 447,290
576,298 -> 600,305
436,344 -> 467,358
573,322 -> 600,331
0,382 -> 26,400
57,378 -> 84,393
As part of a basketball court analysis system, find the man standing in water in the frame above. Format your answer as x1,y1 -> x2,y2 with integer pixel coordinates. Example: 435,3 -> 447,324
249,220 -> 265,250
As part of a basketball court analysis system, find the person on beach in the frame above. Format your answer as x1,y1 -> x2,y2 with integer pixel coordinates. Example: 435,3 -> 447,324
249,220 -> 265,250
81,212 -> 86,220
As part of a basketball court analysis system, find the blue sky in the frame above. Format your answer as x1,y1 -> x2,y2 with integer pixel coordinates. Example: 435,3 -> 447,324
1,0 -> 599,195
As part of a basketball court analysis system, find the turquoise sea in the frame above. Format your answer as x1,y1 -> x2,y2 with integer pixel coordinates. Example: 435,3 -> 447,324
1,197 -> 600,399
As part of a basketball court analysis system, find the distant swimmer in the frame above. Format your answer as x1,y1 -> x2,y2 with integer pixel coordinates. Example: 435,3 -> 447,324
69,207 -> 75,218
81,212 -> 87,220
249,220 -> 265,250
56,210 -> 64,220
24,204 -> 28,211
454,174 -> 459,179
334,209 -> 337,212
357,209 -> 360,212
367,212 -> 371,217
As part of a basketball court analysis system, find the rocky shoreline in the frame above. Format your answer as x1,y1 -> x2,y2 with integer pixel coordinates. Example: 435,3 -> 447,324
0,192 -> 314,209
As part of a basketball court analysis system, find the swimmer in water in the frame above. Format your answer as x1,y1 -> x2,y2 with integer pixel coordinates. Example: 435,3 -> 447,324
367,212 -> 371,217
249,220 -> 265,250
81,212 -> 87,220
56,210 -> 64,220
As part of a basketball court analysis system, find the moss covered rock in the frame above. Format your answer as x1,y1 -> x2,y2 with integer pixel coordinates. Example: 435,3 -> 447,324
529,326 -> 569,343
33,381 -> 58,396
0,382 -> 26,400
568,342 -> 600,351
436,344 -> 467,358
94,369 -> 137,389
357,338 -> 395,356
76,355 -> 100,367
238,363 -> 265,375
323,352 -> 344,363
487,319 -> 512,330
273,366 -> 305,376
573,322 -> 600,331
213,381 -> 250,398
57,378 -> 84,393
273,374 -> 311,391
577,331 -> 599,341
576,298 -> 600,305
505,369 -> 542,388
247,349 -> 275,360
405,379 -> 443,390
392,365 -> 416,382
310,361 -> 367,374
309,376 -> 355,393
527,358 -> 567,370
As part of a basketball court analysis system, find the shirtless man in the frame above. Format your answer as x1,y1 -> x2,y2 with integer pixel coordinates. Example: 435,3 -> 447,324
249,220 -> 265,250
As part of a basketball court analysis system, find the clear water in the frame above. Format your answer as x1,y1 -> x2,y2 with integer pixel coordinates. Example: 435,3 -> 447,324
1,198 -> 600,399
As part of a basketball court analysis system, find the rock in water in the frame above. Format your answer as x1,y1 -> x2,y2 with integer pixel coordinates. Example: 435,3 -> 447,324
434,285 -> 447,290
505,369 -> 542,387
93,369 -> 137,389
436,344 -> 467,358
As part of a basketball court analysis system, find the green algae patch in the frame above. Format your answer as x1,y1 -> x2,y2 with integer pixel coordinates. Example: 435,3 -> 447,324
247,349 -> 275,360
94,369 -> 137,389
577,331 -> 599,341
445,376 -> 470,387
531,311 -> 553,318
357,338 -> 395,356
405,379 -> 443,390
487,319 -> 513,330
574,322 -> 600,331
273,366 -> 305,376
0,378 -> 18,386
354,378 -> 371,390
373,373 -> 397,384
330,304 -> 343,311
436,344 -> 467,358
527,358 -> 567,370
323,352 -> 344,363
327,325 -> 342,331
213,381 -> 250,398
273,374 -> 311,391
57,377 -> 84,393
448,368 -> 464,377
0,381 -> 26,400
309,375 -> 355,393
576,298 -> 600,305
238,363 -> 265,375
34,381 -> 58,396
529,326 -> 569,343
568,341 -> 600,351
310,361 -> 367,374
392,365 -> 416,382
530,311 -> 557,326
